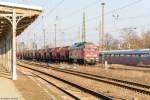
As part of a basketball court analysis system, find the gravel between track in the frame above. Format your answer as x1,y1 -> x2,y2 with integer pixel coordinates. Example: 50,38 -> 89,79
54,63 -> 150,86
19,61 -> 150,100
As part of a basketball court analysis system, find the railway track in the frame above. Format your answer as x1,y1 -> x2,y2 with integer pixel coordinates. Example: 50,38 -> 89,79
18,62 -> 114,100
49,66 -> 150,90
18,67 -> 88,100
30,72 -> 81,100
18,60 -> 150,99
109,66 -> 150,73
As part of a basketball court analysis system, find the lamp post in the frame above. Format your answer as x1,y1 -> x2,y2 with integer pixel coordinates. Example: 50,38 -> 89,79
101,2 -> 105,51
54,23 -> 57,48
100,2 -> 105,68
54,16 -> 58,48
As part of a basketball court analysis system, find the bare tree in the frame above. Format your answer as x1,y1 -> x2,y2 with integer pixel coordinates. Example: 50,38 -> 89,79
120,28 -> 143,49
103,33 -> 120,50
142,31 -> 150,48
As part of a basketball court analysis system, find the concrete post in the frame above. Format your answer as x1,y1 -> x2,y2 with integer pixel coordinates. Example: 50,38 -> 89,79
105,60 -> 109,69
12,9 -> 17,80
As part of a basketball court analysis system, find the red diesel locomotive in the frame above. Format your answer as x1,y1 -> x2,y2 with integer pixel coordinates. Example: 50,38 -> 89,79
69,42 -> 99,64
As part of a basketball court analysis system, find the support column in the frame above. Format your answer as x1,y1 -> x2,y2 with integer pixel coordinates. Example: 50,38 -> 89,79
12,9 -> 17,80
8,37 -> 11,72
0,9 -> 37,80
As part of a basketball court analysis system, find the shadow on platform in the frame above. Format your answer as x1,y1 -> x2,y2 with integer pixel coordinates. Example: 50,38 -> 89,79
0,68 -> 11,79
17,70 -> 38,78
0,67 -> 39,80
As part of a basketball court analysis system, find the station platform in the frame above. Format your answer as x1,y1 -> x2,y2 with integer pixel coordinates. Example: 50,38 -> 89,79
0,68 -> 24,100
0,67 -> 51,100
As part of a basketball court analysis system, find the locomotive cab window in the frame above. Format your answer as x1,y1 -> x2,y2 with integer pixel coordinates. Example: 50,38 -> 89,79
84,48 -> 97,51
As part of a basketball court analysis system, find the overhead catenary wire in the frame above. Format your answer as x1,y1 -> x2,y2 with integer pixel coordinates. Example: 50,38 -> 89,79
17,11 -> 150,37
44,0 -> 101,33
20,0 -> 145,48
20,0 -> 143,32
59,0 -> 101,21
45,0 -> 65,20
62,0 -> 144,32
24,0 -> 65,33
106,0 -> 143,15
20,0 -> 65,47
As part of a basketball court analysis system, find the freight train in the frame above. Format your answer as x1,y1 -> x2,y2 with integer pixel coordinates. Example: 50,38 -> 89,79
100,49 -> 150,66
17,42 -> 99,64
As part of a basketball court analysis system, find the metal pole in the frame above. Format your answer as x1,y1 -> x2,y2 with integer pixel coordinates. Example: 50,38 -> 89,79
101,3 -> 105,51
54,24 -> 57,48
101,3 -> 105,68
43,29 -> 46,49
42,16 -> 46,49
21,42 -> 23,61
12,9 -> 17,80
54,16 -> 58,48
99,19 -> 101,49
49,30 -> 51,47
33,33 -> 36,59
78,27 -> 81,42
82,12 -> 86,42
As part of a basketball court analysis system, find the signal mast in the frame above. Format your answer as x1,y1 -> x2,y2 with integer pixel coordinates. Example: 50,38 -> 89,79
82,12 -> 86,42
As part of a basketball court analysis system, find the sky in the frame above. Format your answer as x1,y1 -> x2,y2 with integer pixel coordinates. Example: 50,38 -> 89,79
0,0 -> 150,49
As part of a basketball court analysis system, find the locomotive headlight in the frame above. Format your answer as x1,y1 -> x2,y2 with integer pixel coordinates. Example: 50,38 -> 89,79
93,54 -> 98,57
85,57 -> 94,60
85,54 -> 90,57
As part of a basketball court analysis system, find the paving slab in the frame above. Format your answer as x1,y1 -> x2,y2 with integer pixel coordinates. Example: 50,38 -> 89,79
0,66 -> 56,100
14,68 -> 53,100
0,69 -> 24,100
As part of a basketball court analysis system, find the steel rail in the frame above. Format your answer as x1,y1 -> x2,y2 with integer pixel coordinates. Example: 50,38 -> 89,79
18,63 -> 114,100
21,61 -> 150,95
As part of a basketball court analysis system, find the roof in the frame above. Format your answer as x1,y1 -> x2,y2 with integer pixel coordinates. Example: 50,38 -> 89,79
101,49 -> 150,55
0,2 -> 42,41
0,1 -> 42,11
70,42 -> 94,48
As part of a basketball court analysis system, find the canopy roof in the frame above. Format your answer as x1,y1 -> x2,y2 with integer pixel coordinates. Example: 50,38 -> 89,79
0,1 -> 42,39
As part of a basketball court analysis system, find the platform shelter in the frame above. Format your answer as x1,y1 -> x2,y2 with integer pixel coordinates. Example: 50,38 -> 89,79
0,2 -> 42,80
